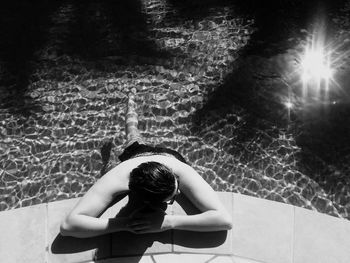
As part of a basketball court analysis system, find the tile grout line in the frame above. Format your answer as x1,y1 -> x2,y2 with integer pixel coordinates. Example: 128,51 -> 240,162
45,203 -> 49,263
150,254 -> 157,263
204,254 -> 217,263
291,206 -> 295,263
109,207 -> 113,261
231,192 -> 235,257
171,203 -> 174,253
233,255 -> 268,263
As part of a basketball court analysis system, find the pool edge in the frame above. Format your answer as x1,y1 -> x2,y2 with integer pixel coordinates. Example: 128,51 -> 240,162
0,192 -> 349,263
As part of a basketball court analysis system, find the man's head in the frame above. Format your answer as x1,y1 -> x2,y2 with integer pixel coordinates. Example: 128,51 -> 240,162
129,161 -> 178,204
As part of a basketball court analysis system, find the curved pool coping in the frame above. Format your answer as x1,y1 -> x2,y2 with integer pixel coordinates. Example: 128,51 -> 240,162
0,192 -> 349,263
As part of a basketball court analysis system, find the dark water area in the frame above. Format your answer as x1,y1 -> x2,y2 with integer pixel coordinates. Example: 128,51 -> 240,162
1,0 -> 350,219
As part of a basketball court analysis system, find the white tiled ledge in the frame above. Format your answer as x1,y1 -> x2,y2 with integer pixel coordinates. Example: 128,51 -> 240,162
0,192 -> 349,263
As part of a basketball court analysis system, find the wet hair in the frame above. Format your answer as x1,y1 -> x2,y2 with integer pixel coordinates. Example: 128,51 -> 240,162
129,161 -> 176,203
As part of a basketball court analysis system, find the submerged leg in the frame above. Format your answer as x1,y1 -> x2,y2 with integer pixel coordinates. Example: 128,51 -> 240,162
125,88 -> 144,146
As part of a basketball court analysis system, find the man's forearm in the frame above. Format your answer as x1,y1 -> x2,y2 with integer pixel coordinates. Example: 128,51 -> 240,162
168,210 -> 232,232
60,215 -> 128,238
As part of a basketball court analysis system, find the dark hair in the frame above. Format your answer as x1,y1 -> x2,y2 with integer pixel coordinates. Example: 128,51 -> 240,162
129,161 -> 176,203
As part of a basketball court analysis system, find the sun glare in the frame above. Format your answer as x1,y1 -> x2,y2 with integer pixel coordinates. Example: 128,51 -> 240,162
299,26 -> 337,102
301,47 -> 333,83
284,101 -> 293,109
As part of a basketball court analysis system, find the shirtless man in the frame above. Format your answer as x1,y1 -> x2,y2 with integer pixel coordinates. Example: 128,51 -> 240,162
60,91 -> 232,238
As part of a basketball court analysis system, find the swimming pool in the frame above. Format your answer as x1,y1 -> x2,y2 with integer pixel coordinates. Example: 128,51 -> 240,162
1,0 -> 350,220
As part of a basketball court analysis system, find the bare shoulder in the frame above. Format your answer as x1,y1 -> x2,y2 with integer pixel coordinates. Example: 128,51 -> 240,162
150,156 -> 226,213
67,158 -> 144,217
97,157 -> 148,193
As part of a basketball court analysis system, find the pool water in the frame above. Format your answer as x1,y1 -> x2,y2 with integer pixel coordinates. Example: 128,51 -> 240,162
1,0 -> 350,219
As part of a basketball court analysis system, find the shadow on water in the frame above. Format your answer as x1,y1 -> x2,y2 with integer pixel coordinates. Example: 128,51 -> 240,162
295,103 -> 350,190
101,0 -> 169,58
64,0 -> 169,60
0,0 -> 61,115
0,0 -> 171,114
193,58 -> 287,145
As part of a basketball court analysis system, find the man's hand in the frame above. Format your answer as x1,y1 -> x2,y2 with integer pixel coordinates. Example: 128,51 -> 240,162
126,206 -> 172,234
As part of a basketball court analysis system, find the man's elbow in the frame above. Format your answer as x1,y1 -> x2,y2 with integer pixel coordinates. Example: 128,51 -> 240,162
60,218 -> 72,236
60,216 -> 80,237
220,212 -> 233,230
223,218 -> 233,230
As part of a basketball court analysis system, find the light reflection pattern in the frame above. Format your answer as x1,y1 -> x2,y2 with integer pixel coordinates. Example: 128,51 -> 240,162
0,0 -> 349,220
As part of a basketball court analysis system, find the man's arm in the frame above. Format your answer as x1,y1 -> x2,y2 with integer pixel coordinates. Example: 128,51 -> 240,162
169,160 -> 232,231
60,162 -> 131,238
167,210 -> 231,232
60,213 -> 128,238
129,209 -> 231,234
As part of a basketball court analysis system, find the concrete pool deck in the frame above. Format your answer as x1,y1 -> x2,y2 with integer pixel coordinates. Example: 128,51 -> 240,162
0,192 -> 349,263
